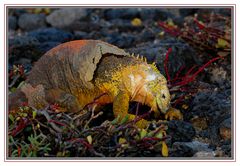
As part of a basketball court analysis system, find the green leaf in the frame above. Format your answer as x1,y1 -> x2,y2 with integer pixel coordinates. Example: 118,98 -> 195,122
9,114 -> 15,122
32,110 -> 37,119
23,113 -> 28,117
167,19 -> 175,27
216,38 -> 230,49
111,115 -> 120,125
147,131 -> 154,137
118,137 -> 127,144
156,132 -> 163,139
120,114 -> 129,124
17,81 -> 26,88
140,129 -> 147,139
10,87 -> 17,93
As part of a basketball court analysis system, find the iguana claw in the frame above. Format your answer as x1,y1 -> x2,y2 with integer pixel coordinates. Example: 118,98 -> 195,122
165,107 -> 183,120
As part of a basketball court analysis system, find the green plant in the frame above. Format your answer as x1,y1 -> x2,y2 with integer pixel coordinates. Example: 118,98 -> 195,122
9,133 -> 51,157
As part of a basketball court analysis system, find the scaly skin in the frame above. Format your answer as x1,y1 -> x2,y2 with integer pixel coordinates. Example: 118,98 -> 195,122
10,40 -> 176,128
93,55 -> 171,127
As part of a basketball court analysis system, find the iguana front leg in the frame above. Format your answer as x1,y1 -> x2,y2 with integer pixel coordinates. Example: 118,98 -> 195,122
21,83 -> 48,109
113,91 -> 148,128
46,89 -> 82,112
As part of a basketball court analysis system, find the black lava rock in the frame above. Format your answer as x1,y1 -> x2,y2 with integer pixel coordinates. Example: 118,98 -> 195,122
191,91 -> 231,121
18,13 -> 47,31
197,8 -> 231,17
134,29 -> 156,43
9,35 -> 39,48
8,9 -> 27,17
140,8 -> 171,21
126,41 -> 168,64
167,120 -> 196,143
220,141 -> 231,156
27,28 -> 73,43
179,8 -> 199,17
9,34 -> 61,63
171,141 -> 212,157
167,43 -> 197,77
109,19 -> 143,32
220,118 -> 231,130
170,141 -> 195,157
189,90 -> 231,144
105,9 -> 140,20
8,16 -> 17,30
9,35 -> 42,63
106,33 -> 136,48
126,39 -> 196,75
37,41 -> 60,53
73,31 -> 90,40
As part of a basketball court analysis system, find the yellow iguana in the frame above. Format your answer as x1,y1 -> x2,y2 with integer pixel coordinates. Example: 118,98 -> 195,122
9,40 -> 182,128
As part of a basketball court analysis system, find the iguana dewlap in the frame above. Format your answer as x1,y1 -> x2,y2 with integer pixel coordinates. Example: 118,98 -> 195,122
10,40 -> 175,128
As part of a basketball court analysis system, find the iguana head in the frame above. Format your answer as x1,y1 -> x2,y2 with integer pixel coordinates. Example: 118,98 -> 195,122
147,74 -> 170,116
145,65 -> 170,117
129,63 -> 171,118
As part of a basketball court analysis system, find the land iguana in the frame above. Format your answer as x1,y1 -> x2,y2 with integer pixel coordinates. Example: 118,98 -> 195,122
9,40 -> 182,128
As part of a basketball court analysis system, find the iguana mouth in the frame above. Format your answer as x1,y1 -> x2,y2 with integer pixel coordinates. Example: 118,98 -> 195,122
157,98 -> 168,114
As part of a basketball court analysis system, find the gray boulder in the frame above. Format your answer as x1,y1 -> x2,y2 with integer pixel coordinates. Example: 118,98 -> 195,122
18,13 -> 46,31
46,8 -> 87,28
